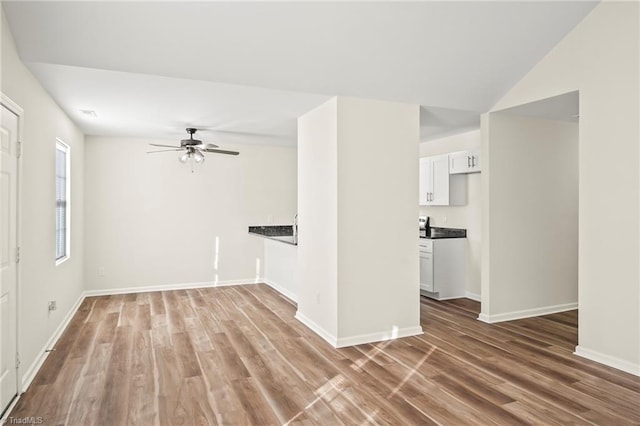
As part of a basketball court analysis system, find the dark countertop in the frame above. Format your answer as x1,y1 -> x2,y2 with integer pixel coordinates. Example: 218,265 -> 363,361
422,226 -> 467,239
248,225 -> 297,246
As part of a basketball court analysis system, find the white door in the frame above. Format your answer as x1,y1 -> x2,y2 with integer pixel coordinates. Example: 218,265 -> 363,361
1,102 -> 19,415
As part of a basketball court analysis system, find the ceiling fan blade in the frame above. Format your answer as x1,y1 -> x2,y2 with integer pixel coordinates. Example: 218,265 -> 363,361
150,143 -> 182,148
205,148 -> 240,156
147,148 -> 184,153
204,143 -> 219,149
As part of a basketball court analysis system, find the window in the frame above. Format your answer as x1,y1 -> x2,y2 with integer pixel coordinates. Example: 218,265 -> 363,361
55,139 -> 70,264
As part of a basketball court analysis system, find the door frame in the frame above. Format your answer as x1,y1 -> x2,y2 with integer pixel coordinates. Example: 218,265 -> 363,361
1,93 -> 24,412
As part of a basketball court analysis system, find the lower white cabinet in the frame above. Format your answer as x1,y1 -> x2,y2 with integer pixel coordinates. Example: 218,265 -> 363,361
419,251 -> 434,292
419,238 -> 465,300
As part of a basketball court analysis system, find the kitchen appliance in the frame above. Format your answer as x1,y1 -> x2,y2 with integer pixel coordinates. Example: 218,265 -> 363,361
419,216 -> 430,238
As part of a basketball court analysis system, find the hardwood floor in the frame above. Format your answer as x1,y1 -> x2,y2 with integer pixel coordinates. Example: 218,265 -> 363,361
8,284 -> 640,425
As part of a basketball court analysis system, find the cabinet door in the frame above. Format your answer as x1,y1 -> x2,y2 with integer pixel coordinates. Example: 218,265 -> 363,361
469,150 -> 481,172
449,151 -> 472,174
450,150 -> 481,174
419,253 -> 434,292
418,157 -> 431,205
430,155 -> 450,205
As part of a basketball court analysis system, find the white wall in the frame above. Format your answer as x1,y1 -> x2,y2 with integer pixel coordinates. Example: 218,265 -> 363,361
83,136 -> 296,292
1,10 -> 85,387
263,239 -> 298,302
481,115 -> 578,321
296,97 -> 339,340
419,129 -> 481,298
336,97 -> 421,342
297,96 -> 422,346
487,2 -> 639,374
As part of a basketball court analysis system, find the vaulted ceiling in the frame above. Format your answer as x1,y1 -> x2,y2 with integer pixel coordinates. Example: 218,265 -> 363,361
2,1 -> 598,145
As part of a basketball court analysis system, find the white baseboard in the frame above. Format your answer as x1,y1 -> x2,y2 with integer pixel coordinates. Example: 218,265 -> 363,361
294,310 -> 423,349
20,291 -> 86,392
477,302 -> 577,323
465,291 -> 481,302
477,313 -> 491,323
83,278 -> 259,297
263,279 -> 297,303
294,311 -> 338,347
574,346 -> 640,377
335,325 -> 424,348
1,394 -> 20,423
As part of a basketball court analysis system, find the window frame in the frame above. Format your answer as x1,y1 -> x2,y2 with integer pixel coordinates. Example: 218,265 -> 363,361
55,138 -> 71,265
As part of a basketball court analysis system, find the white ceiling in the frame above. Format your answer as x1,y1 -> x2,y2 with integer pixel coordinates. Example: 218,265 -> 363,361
2,1 -> 597,145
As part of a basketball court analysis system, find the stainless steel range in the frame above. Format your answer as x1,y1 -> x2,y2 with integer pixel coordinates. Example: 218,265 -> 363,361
419,216 -> 429,238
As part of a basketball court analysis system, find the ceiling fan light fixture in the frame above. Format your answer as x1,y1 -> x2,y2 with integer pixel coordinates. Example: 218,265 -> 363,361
147,128 -> 239,173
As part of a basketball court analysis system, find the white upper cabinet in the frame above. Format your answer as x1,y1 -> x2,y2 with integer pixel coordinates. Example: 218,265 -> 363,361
418,157 -> 431,205
449,149 -> 481,174
430,155 -> 450,205
419,154 -> 466,206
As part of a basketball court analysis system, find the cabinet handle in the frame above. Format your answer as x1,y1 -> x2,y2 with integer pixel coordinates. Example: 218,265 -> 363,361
472,156 -> 476,167
467,156 -> 471,168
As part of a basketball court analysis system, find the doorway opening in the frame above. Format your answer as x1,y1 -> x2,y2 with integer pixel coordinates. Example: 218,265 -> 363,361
480,90 -> 579,342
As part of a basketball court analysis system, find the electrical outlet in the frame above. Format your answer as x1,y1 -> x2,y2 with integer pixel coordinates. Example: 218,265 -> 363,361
267,215 -> 274,224
48,301 -> 57,311
98,267 -> 105,277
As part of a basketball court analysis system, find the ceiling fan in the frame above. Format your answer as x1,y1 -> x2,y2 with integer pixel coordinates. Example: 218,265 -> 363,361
147,128 -> 239,171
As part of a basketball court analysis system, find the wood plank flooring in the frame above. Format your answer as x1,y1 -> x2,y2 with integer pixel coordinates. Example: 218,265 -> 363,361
8,284 -> 640,425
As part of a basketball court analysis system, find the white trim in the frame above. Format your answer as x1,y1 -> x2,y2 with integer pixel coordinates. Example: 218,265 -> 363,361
0,94 -> 24,116
20,292 -> 86,391
574,346 -> 640,377
0,395 -> 20,423
263,279 -> 297,303
55,138 -> 71,265
478,313 -> 492,323
477,302 -> 577,323
55,256 -> 70,266
83,278 -> 259,297
294,311 -> 338,347
465,291 -> 481,302
335,326 -> 424,348
294,310 -> 424,349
